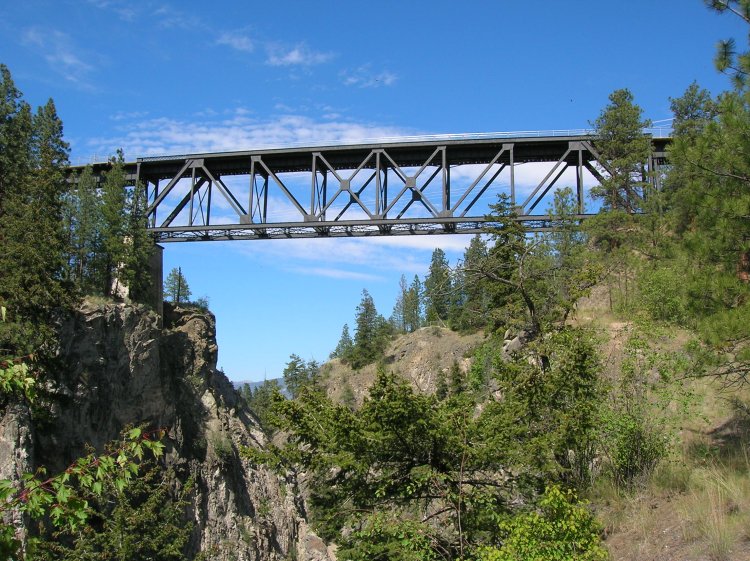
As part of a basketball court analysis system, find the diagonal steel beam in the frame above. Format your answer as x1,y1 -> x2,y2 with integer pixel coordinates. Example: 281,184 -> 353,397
161,177 -> 207,227
146,159 -> 193,216
520,146 -> 572,212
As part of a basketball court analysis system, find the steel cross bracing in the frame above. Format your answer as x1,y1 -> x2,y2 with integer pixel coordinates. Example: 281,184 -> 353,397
104,134 -> 669,242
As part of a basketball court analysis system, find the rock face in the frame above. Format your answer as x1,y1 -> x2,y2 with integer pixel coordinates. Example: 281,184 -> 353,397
29,300 -> 333,561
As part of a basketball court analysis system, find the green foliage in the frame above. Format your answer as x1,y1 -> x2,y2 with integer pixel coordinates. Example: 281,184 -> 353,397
339,513 -> 440,561
591,88 -> 652,212
483,329 -> 604,487
0,427 -> 166,560
330,323 -> 353,360
451,235 -> 491,331
241,379 -> 283,433
403,275 -> 424,333
476,485 -> 608,561
164,267 -> 192,304
424,248 -> 452,324
596,326 -> 695,487
282,354 -> 320,399
31,463 -> 192,561
264,329 -> 604,557
706,0 -> 750,89
0,70 -> 72,356
64,159 -> 154,302
347,289 -> 393,369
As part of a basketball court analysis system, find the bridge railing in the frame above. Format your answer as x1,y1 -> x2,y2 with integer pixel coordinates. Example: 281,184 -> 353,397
69,127 -> 673,166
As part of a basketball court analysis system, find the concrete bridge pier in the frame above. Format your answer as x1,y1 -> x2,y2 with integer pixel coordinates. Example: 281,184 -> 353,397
149,244 -> 164,317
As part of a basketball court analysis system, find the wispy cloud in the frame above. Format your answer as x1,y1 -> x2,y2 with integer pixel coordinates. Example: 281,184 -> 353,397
287,266 -> 384,282
88,0 -> 137,20
266,44 -> 333,67
216,30 -> 254,53
22,28 -> 98,88
110,110 -> 149,121
152,4 -> 200,29
342,65 -> 397,88
86,112 -> 409,158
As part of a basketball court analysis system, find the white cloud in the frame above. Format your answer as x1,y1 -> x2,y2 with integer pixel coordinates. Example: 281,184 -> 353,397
110,110 -> 149,121
286,266 -> 384,282
216,30 -> 254,53
22,28 -> 97,88
342,65 -> 397,88
86,113 -> 409,159
152,4 -> 200,29
85,0 -> 137,21
266,44 -> 333,67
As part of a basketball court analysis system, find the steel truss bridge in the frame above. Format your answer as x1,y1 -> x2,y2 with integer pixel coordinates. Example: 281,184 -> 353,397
82,133 -> 670,243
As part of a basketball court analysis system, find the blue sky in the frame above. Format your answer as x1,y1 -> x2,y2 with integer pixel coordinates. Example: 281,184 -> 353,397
2,1 -> 746,381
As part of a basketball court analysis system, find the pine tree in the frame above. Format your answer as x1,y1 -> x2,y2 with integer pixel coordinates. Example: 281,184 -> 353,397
122,181 -> 154,302
403,275 -> 423,333
0,86 -> 71,353
390,274 -> 408,333
350,289 -> 389,369
283,354 -> 319,399
591,88 -> 652,212
330,323 -> 354,360
452,234 -> 490,330
424,248 -> 451,324
164,267 -> 192,304
100,152 -> 130,297
64,165 -> 103,292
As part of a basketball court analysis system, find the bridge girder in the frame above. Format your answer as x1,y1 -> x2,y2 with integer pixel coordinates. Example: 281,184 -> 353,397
72,134 -> 670,242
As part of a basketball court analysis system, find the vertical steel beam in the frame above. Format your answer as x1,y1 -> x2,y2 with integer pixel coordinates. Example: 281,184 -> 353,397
249,157 -> 256,221
442,146 -> 449,213
577,145 -> 584,214
375,150 -> 382,217
206,180 -> 212,225
311,153 -> 317,215
188,166 -> 196,226
509,144 -> 515,207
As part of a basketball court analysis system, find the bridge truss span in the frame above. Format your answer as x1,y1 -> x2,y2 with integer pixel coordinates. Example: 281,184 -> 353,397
131,134 -> 669,242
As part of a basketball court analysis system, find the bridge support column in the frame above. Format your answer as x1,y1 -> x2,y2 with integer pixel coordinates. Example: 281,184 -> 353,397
149,244 -> 164,318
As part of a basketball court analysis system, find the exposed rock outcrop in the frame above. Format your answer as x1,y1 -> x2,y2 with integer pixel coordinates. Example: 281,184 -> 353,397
22,299 -> 333,561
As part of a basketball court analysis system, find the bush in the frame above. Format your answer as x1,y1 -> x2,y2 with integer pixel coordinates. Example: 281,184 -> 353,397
602,411 -> 666,487
477,485 -> 608,561
637,266 -> 687,323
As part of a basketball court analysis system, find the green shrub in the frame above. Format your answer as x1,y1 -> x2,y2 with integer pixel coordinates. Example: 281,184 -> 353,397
476,485 -> 608,561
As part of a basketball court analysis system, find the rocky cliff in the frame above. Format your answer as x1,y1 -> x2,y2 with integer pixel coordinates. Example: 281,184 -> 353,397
0,300 -> 333,560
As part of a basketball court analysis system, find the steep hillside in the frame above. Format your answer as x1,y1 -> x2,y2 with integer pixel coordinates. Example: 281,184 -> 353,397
321,326 -> 484,404
0,300 -> 333,561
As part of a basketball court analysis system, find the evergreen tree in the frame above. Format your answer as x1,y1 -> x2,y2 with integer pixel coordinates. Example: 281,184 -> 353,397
591,88 -> 652,212
350,289 -> 390,369
164,267 -> 192,304
707,0 -> 750,89
452,234 -> 490,330
424,248 -> 451,324
390,274 -> 409,333
448,360 -> 466,396
100,152 -> 130,297
0,84 -> 71,353
330,323 -> 354,360
0,65 -> 32,219
64,166 -> 103,292
243,379 -> 283,434
402,275 -> 423,333
283,354 -> 319,399
122,181 -> 154,302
